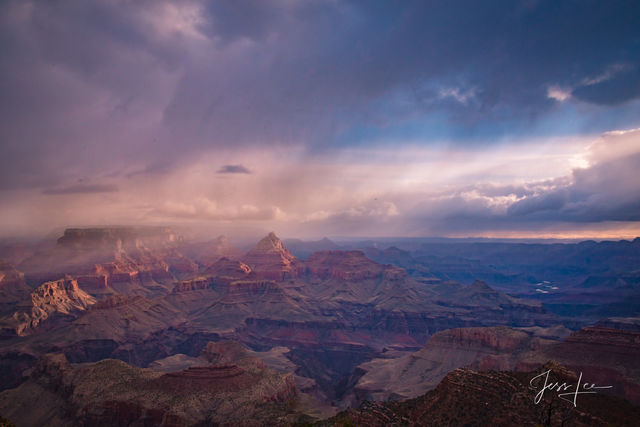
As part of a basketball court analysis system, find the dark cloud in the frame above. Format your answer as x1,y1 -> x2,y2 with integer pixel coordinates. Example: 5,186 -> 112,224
317,142 -> 640,235
507,189 -> 568,217
507,153 -> 640,222
200,0 -> 286,43
217,164 -> 251,174
125,162 -> 174,178
1,1 -> 639,188
408,151 -> 640,233
1,1 -> 639,237
42,184 -> 118,195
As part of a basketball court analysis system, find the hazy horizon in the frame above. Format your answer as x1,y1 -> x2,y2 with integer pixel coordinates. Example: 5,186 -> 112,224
2,224 -> 638,249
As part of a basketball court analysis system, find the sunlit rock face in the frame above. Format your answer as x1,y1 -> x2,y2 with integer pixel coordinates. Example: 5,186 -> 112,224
204,257 -> 252,278
0,277 -> 95,336
242,232 -> 301,280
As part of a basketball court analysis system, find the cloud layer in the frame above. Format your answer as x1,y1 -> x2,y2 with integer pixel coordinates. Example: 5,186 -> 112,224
1,1 -> 640,238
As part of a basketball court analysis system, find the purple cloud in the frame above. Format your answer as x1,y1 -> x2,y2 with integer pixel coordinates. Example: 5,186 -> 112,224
42,184 -> 119,195
217,164 -> 252,174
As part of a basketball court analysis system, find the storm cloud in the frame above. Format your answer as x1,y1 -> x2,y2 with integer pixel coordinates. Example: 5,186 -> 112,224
1,1 -> 639,238
507,153 -> 640,222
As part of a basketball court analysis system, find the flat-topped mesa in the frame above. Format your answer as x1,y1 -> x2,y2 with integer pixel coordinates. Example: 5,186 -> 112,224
304,250 -> 390,281
57,227 -> 181,250
425,326 -> 533,353
161,365 -> 247,384
199,341 -> 267,372
242,232 -> 300,280
438,279 -> 543,311
219,280 -> 285,304
200,341 -> 258,365
563,325 -> 640,346
172,277 -> 210,293
543,326 -> 640,370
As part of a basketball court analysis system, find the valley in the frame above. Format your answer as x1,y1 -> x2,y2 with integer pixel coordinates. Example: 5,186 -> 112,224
0,228 -> 639,425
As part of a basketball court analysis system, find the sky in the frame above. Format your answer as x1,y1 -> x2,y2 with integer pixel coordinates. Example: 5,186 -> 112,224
1,0 -> 640,239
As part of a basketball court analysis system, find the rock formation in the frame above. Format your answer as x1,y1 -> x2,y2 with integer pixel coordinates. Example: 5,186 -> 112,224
204,257 -> 252,279
352,326 -> 550,402
0,352 -> 299,426
0,261 -> 31,313
18,227 -> 192,295
352,324 -> 640,406
171,277 -> 210,293
56,227 -> 180,250
518,326 -> 640,404
4,228 -> 628,423
0,277 -> 95,336
304,251 -> 386,281
323,363 -> 640,426
243,232 -> 301,280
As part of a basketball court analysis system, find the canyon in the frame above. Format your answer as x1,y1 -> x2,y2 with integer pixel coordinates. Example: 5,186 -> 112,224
0,228 -> 639,425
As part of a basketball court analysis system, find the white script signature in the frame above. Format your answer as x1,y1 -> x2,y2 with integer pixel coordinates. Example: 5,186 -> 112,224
529,369 -> 612,407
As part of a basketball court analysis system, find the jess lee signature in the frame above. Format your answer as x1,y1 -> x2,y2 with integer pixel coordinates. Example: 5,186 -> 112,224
529,369 -> 612,407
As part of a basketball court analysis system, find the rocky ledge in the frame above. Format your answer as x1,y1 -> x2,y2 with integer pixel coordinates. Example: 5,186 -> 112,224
322,362 -> 640,426
0,351 -> 299,426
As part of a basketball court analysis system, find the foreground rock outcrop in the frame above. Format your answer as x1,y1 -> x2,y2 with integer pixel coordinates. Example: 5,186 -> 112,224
519,326 -> 640,404
352,326 -> 550,402
322,363 -> 640,426
0,351 -> 299,426
351,324 -> 640,407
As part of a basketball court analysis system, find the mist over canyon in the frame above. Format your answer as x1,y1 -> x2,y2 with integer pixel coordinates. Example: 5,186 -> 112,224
0,227 -> 638,425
